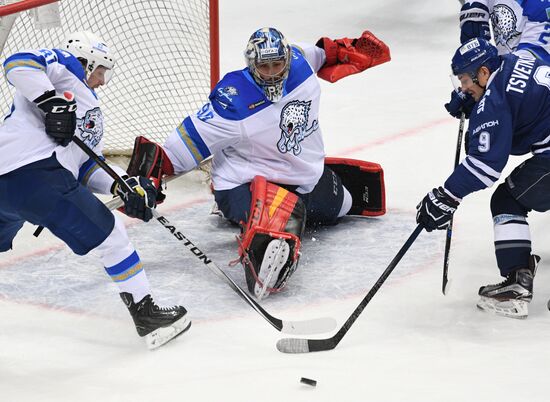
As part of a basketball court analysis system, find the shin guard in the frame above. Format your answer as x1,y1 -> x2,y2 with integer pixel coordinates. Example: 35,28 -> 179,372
238,176 -> 306,299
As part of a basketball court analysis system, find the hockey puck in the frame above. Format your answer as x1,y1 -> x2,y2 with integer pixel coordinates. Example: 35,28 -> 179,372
547,299 -> 550,311
300,377 -> 317,387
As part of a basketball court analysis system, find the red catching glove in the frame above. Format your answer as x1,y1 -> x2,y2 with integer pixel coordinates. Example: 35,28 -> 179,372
316,30 -> 391,83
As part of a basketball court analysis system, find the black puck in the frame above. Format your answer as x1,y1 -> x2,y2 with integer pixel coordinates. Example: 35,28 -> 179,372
300,377 -> 317,387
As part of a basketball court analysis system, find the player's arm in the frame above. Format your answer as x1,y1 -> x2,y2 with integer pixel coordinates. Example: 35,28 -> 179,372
444,99 -> 513,199
314,30 -> 390,83
4,50 -> 77,147
459,1 -> 491,43
163,89 -> 243,175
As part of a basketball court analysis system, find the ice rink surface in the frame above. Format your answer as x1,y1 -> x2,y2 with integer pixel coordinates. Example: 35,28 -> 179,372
2,1 -> 550,401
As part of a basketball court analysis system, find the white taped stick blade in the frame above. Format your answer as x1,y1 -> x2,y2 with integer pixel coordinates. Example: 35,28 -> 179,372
276,338 -> 310,353
281,317 -> 337,335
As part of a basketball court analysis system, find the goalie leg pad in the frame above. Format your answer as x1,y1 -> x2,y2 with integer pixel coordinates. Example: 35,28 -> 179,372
239,176 -> 306,299
325,157 -> 386,216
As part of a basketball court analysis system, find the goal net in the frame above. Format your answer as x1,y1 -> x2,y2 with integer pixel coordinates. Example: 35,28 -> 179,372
0,0 -> 219,156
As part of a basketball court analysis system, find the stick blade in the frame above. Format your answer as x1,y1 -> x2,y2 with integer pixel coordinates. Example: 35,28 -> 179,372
281,317 -> 337,335
276,338 -> 310,353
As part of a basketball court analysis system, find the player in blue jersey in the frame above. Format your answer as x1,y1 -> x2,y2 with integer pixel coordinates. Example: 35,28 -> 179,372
0,31 -> 190,348
446,0 -> 550,119
417,37 -> 550,318
127,27 -> 390,299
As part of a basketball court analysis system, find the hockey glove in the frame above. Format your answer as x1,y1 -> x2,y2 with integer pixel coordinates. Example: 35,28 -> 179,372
460,20 -> 491,44
316,30 -> 390,83
34,90 -> 77,147
416,187 -> 460,232
445,89 -> 476,119
111,176 -> 158,222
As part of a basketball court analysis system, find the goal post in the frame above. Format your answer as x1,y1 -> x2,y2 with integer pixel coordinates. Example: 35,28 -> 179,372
0,0 -> 220,156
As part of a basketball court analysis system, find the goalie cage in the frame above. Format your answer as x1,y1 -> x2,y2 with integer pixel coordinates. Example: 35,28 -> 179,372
0,0 -> 219,157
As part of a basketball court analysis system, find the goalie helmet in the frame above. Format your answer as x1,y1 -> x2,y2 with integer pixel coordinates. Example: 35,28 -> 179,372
244,27 -> 292,102
451,37 -> 500,81
62,31 -> 115,82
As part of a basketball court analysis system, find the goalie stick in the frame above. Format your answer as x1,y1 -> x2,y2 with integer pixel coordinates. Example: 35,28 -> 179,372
276,224 -> 423,353
72,136 -> 337,335
442,113 -> 465,295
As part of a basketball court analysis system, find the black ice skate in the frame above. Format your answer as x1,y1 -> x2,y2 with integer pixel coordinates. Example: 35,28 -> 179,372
477,255 -> 541,319
120,292 -> 191,350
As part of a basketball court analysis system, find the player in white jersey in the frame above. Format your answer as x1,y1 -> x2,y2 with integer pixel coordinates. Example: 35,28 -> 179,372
128,27 -> 390,299
0,31 -> 190,349
446,0 -> 550,119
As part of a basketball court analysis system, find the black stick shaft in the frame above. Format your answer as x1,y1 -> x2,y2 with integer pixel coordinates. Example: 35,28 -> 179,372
308,224 -> 423,351
442,113 -> 465,294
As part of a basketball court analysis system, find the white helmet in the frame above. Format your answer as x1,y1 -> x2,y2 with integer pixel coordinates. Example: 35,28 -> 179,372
62,31 -> 115,81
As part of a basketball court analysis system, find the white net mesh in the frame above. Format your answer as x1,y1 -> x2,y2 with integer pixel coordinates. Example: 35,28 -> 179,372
0,0 -> 216,155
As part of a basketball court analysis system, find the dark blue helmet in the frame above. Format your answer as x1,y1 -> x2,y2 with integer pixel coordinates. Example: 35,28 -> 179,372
451,38 -> 500,77
244,27 -> 291,102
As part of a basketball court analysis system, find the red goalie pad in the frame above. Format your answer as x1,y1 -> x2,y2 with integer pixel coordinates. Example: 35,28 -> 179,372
325,157 -> 386,216
317,30 -> 391,83
238,176 -> 306,297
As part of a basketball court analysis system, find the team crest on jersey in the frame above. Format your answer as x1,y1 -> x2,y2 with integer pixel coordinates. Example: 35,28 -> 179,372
277,100 -> 318,155
491,5 -> 521,49
217,86 -> 238,101
77,107 -> 103,148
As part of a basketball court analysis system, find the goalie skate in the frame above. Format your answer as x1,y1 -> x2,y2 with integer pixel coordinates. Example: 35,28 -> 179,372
254,239 -> 290,300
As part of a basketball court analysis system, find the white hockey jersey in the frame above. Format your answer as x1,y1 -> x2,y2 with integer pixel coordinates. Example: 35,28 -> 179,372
0,48 -> 121,193
164,43 -> 327,193
460,0 -> 550,62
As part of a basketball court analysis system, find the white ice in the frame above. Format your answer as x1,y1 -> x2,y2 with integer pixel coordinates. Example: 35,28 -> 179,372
2,0 -> 550,401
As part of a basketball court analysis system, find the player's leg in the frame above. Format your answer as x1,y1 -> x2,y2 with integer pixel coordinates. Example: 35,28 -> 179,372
0,176 -> 25,252
213,183 -> 252,225
237,176 -> 306,299
6,155 -> 190,348
298,166 -> 351,226
477,155 -> 550,318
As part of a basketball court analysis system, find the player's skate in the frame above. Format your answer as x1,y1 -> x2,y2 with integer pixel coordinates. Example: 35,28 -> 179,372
476,255 -> 540,319
120,292 -> 191,350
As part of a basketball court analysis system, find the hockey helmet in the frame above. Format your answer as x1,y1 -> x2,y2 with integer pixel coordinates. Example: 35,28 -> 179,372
62,31 -> 115,82
244,27 -> 292,102
451,38 -> 500,81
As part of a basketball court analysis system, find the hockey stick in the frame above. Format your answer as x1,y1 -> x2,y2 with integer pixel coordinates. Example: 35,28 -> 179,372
276,224 -> 423,353
442,113 -> 465,295
72,136 -> 337,335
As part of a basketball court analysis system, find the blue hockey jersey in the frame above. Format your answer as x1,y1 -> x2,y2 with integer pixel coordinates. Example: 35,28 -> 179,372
445,53 -> 550,199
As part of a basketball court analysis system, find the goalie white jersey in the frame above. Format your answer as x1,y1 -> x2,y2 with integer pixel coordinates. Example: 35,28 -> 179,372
460,0 -> 550,62
164,44 -> 328,193
0,48 -> 119,193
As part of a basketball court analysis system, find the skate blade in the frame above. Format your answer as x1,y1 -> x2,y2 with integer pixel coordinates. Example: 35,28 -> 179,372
476,296 -> 529,319
145,315 -> 192,350
255,240 -> 290,300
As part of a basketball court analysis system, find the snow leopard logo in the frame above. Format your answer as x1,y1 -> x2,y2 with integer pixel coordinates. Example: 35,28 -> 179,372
77,107 -> 104,148
277,100 -> 319,155
491,4 -> 521,51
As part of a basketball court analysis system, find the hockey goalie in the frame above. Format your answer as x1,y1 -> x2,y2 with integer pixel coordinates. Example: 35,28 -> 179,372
126,27 -> 390,299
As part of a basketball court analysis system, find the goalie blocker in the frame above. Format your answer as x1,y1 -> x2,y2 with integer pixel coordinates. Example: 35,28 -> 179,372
126,136 -> 175,203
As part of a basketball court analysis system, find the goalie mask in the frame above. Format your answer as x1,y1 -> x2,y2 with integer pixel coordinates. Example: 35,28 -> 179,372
62,31 -> 116,83
244,27 -> 291,103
